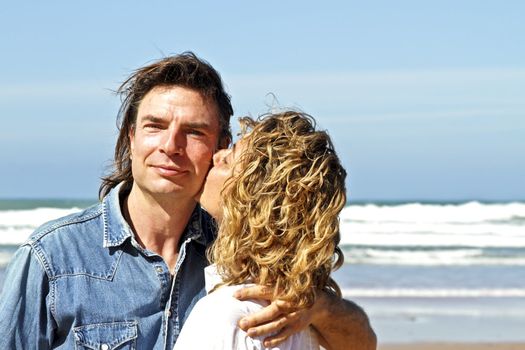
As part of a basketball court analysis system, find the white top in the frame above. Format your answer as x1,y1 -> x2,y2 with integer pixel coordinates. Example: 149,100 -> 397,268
173,265 -> 320,350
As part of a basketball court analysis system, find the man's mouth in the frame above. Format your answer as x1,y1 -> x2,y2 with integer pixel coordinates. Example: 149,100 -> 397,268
151,165 -> 187,177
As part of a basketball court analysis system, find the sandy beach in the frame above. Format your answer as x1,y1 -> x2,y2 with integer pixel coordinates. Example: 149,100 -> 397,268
379,343 -> 525,350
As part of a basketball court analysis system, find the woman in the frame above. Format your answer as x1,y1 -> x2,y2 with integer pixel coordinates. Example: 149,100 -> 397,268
174,111 -> 347,349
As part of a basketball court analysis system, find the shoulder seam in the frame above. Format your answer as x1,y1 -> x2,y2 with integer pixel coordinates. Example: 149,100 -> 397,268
28,206 -> 103,243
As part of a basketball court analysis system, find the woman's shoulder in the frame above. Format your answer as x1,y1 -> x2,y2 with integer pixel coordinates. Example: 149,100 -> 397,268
175,284 -> 267,349
195,284 -> 268,324
176,284 -> 320,350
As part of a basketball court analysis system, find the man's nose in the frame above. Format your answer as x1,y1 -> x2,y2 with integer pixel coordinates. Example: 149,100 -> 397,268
161,126 -> 184,155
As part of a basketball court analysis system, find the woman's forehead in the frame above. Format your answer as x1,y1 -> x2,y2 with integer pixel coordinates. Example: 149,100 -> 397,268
232,137 -> 248,158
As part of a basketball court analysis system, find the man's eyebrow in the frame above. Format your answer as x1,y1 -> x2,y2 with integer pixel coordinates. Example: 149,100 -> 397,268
184,121 -> 214,130
140,115 -> 165,123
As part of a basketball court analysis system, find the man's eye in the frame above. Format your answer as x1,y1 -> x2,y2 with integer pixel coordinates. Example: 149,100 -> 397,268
188,129 -> 205,136
145,124 -> 162,129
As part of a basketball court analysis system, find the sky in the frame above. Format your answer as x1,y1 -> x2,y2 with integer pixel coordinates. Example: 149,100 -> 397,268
0,1 -> 524,201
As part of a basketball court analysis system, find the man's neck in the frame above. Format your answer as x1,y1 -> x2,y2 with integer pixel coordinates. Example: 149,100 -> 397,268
124,183 -> 197,271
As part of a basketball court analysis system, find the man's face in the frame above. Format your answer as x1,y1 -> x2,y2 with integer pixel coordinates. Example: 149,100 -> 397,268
129,86 -> 220,201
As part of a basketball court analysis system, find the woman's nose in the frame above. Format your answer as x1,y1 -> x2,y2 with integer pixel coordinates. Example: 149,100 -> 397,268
212,149 -> 227,165
213,149 -> 230,165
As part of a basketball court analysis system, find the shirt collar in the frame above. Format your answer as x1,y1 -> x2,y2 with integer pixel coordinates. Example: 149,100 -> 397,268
102,182 -> 134,248
204,264 -> 222,293
184,205 -> 217,247
102,182 -> 217,248
204,264 -> 256,294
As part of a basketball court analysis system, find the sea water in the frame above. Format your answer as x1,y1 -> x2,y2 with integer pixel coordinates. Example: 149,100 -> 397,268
1,200 -> 524,343
336,201 -> 525,343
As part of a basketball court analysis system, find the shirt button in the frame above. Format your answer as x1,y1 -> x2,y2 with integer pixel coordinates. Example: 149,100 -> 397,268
156,266 -> 163,273
167,310 -> 172,317
101,344 -> 109,350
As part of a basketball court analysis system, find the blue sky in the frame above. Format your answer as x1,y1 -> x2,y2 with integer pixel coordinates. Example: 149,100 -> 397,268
1,1 -> 523,200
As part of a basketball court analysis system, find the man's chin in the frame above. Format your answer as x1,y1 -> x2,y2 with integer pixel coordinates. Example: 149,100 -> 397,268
137,181 -> 194,200
193,187 -> 204,202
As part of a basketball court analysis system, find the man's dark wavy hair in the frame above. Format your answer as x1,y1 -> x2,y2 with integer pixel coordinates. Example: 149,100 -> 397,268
99,52 -> 233,199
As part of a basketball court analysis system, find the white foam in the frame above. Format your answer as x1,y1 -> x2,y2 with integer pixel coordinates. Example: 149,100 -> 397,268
2,202 -> 525,251
341,202 -> 525,224
363,304 -> 525,318
340,230 -> 525,248
342,288 -> 525,298
336,202 -> 525,249
343,221 -> 524,236
0,207 -> 80,226
343,248 -> 525,265
0,207 -> 80,245
0,251 -> 14,268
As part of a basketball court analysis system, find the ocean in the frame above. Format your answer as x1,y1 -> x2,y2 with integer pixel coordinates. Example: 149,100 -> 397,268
1,199 -> 524,344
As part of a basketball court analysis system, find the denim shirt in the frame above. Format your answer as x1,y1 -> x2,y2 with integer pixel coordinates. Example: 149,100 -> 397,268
0,183 -> 216,349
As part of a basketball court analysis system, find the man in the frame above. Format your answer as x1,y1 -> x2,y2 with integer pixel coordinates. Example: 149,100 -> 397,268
0,52 -> 376,349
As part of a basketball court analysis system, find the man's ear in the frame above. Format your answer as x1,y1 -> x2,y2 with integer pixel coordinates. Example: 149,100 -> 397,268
218,136 -> 231,150
129,125 -> 135,152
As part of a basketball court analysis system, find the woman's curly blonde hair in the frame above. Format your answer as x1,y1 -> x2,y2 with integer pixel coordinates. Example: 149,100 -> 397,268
209,111 -> 347,309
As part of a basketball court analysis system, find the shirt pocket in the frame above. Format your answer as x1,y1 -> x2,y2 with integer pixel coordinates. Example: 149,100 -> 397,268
73,321 -> 138,350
